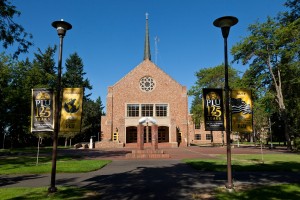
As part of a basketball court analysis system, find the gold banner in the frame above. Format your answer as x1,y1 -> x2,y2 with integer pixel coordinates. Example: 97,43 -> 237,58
60,88 -> 83,132
231,89 -> 253,133
31,89 -> 54,132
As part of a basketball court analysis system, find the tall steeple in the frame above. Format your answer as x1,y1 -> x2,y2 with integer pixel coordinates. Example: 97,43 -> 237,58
144,13 -> 151,61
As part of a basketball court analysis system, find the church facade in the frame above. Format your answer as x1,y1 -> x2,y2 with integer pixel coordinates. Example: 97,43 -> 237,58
99,16 -> 224,148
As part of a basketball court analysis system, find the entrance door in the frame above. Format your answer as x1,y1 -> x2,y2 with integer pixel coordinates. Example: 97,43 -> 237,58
158,126 -> 169,143
126,126 -> 137,143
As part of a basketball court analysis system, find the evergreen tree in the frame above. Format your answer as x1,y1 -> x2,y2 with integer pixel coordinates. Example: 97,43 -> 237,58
62,52 -> 92,97
61,52 -> 94,143
32,46 -> 57,89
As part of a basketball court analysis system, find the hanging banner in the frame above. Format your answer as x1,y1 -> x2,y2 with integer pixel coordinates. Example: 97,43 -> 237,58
31,89 -> 54,132
60,88 -> 83,132
231,89 -> 253,133
203,88 -> 225,131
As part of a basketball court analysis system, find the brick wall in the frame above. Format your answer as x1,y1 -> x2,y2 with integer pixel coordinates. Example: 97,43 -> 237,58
101,59 -> 189,146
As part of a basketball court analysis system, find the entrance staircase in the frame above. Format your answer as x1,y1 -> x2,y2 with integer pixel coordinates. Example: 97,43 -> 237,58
125,142 -> 173,159
124,142 -> 177,148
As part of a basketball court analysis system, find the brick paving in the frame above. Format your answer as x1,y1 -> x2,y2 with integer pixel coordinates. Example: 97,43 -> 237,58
59,145 -> 289,160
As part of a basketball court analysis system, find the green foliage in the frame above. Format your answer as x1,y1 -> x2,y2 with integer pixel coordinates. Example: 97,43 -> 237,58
0,154 -> 111,174
0,53 -> 14,144
60,52 -> 104,143
2,47 -> 58,147
78,97 -> 104,142
62,52 -> 92,98
0,0 -> 33,58
0,186 -> 102,200
32,46 -> 57,89
0,46 -> 102,148
231,2 -> 300,149
188,64 -> 241,123
184,153 -> 300,172
294,137 -> 300,151
189,64 -> 241,98
215,184 -> 300,200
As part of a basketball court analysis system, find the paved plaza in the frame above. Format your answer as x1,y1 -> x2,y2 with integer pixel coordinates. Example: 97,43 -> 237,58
1,146 -> 299,199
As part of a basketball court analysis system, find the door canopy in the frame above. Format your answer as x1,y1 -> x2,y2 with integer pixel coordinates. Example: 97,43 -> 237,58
138,117 -> 157,125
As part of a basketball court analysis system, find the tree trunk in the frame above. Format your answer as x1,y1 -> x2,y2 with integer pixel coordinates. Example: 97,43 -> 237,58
281,110 -> 292,150
64,138 -> 67,147
267,57 -> 292,150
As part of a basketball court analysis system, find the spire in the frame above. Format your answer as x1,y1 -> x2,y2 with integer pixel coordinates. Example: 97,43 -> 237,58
144,13 -> 151,60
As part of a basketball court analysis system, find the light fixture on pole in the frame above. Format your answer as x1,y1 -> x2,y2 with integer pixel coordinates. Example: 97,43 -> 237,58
213,16 -> 238,190
49,19 -> 72,193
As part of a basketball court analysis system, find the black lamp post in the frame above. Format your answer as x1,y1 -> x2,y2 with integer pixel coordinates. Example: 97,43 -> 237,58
213,16 -> 238,190
49,19 -> 72,193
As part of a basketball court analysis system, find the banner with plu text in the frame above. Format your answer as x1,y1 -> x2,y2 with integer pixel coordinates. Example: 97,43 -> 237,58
203,88 -> 225,131
231,89 -> 253,133
31,89 -> 54,132
60,88 -> 83,132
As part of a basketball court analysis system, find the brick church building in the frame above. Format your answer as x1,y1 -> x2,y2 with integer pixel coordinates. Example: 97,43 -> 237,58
97,15 -> 224,148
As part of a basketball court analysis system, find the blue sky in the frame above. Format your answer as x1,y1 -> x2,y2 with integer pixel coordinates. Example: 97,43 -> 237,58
8,0 -> 287,111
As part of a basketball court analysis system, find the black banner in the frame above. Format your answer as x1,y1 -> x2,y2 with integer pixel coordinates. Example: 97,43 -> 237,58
31,88 -> 54,132
203,88 -> 224,131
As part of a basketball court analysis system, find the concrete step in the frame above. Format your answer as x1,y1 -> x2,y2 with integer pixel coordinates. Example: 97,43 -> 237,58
124,142 -> 176,148
125,149 -> 170,159
125,153 -> 170,159
131,149 -> 165,154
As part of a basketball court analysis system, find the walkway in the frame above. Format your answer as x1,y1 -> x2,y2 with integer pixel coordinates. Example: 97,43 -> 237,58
1,146 -> 299,200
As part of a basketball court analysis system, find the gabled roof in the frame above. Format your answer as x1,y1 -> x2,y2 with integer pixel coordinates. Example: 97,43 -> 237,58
111,14 -> 184,88
112,59 -> 183,87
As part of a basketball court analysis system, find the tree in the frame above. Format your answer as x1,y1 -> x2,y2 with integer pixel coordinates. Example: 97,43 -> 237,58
279,0 -> 300,23
278,0 -> 300,149
32,46 -> 57,88
77,97 -> 104,143
5,58 -> 35,147
0,53 -> 13,147
231,13 -> 300,149
1,46 -> 58,148
188,64 -> 241,124
0,0 -> 33,59
61,52 -> 93,143
62,52 -> 92,97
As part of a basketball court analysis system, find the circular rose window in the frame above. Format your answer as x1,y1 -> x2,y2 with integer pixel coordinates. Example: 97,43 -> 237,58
139,76 -> 155,92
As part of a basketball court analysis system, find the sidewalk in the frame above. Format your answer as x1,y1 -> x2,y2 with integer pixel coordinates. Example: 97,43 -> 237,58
1,146 -> 299,200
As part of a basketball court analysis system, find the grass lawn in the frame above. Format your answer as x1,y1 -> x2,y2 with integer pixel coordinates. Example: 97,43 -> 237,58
0,186 -> 101,200
1,184 -> 299,200
183,153 -> 300,172
214,184 -> 300,200
0,146 -> 68,154
0,148 -> 111,174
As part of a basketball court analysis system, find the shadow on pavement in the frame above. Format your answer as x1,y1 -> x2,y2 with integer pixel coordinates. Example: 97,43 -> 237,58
80,162 -> 224,200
